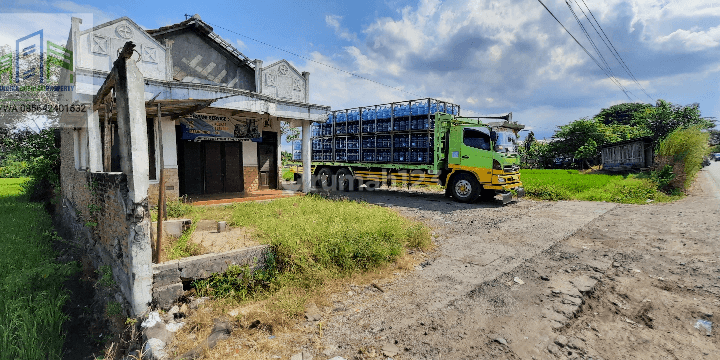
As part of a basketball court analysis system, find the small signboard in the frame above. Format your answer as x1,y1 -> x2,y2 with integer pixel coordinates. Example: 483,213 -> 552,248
180,113 -> 261,141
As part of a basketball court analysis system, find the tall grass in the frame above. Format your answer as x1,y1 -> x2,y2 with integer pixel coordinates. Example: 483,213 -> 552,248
655,125 -> 709,189
521,169 -> 678,203
0,178 -> 77,360
192,195 -> 431,313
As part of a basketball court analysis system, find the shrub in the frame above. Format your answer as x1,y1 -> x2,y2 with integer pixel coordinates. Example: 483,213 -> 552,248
655,125 -> 709,190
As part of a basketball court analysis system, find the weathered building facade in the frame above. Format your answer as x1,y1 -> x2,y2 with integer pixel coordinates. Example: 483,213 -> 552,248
57,14 -> 328,315
600,137 -> 654,171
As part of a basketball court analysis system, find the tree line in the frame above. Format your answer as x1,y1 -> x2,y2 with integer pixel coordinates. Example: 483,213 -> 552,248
520,100 -> 717,169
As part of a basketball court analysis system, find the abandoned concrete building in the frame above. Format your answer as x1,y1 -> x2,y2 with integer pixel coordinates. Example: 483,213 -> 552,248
57,14 -> 328,315
600,136 -> 654,171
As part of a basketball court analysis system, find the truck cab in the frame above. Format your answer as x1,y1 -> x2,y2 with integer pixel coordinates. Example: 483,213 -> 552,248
438,114 -> 524,203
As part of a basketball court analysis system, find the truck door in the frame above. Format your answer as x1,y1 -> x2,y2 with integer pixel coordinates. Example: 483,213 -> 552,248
456,126 -> 494,170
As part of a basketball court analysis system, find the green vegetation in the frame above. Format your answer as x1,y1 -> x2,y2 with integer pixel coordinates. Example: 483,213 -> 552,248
282,167 -> 295,181
105,301 -> 122,317
520,100 -> 716,169
0,129 -> 60,200
655,125 -> 710,189
164,218 -> 203,261
521,169 -> 679,203
96,265 -> 116,287
188,195 -> 430,314
0,178 -> 78,360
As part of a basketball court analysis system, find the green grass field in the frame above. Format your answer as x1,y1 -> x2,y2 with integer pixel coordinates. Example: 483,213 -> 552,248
0,178 -> 76,360
521,169 -> 681,204
162,195 -> 431,315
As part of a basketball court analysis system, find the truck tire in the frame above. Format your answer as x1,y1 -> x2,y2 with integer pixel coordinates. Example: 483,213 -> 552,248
450,173 -> 480,203
336,168 -> 354,192
317,167 -> 334,190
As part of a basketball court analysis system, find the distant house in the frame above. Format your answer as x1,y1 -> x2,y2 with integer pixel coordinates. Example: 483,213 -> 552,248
600,137 -> 654,171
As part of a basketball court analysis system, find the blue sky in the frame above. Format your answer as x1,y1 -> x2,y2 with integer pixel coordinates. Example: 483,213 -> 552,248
2,0 -> 719,141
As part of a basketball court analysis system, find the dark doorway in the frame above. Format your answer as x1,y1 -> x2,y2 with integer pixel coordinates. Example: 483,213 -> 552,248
178,134 -> 244,195
257,131 -> 278,190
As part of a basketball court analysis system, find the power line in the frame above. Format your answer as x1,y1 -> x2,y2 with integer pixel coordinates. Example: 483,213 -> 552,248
205,21 -> 424,98
577,0 -> 654,101
564,0 -> 637,101
535,0 -> 633,101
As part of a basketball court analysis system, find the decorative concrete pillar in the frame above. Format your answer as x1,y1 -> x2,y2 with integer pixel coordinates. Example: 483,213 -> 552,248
254,59 -> 263,94
301,120 -> 311,193
114,46 -> 152,316
87,109 -> 103,172
302,71 -> 310,103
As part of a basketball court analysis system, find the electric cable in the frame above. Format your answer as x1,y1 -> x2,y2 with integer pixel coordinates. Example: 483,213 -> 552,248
535,0 -> 633,101
577,0 -> 654,101
205,21 -> 424,98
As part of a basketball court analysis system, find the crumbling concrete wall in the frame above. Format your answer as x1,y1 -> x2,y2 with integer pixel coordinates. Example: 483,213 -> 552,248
58,44 -> 153,317
59,130 -> 144,315
152,245 -> 270,308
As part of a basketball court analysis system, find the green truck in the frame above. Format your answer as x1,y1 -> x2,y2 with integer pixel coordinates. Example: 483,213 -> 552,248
303,98 -> 525,203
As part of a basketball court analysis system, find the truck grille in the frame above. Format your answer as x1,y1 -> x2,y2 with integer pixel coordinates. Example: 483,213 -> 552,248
503,164 -> 519,173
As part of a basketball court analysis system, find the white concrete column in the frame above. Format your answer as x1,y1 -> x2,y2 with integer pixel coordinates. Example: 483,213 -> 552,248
302,71 -> 310,103
114,54 -> 152,317
254,59 -> 263,94
87,109 -> 103,172
301,120 -> 311,193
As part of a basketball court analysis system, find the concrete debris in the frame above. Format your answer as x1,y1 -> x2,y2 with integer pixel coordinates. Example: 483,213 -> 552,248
144,338 -> 167,360
142,311 -> 162,328
145,322 -> 173,344
165,321 -> 184,332
382,343 -> 400,357
189,297 -> 208,310
304,303 -> 322,322
290,351 -> 313,360
570,275 -> 597,293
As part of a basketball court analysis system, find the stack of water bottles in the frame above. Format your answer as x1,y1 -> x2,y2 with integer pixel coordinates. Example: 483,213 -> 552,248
310,99 -> 459,164
292,140 -> 302,161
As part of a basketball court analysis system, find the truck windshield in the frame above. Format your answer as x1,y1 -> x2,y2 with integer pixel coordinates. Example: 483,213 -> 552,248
491,131 -> 517,153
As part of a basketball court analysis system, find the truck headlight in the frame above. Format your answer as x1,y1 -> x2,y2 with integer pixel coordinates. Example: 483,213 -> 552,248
497,177 -> 506,183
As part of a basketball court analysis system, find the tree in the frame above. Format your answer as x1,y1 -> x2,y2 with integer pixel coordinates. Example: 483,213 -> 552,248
595,103 -> 653,126
280,121 -> 300,143
641,100 -> 715,142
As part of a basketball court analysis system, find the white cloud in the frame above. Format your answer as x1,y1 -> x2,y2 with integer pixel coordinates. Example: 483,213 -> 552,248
235,39 -> 247,50
325,15 -> 357,42
656,26 -> 720,51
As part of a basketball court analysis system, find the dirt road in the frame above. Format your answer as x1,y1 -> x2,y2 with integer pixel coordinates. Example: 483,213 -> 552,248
295,166 -> 720,359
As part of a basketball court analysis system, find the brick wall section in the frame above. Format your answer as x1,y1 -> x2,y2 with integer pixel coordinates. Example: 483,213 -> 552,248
243,166 -> 259,192
152,245 -> 270,308
148,168 -> 180,206
57,128 -> 147,314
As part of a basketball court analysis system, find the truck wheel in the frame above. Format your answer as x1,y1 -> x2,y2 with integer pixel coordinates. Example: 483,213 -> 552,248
450,173 -> 480,203
336,168 -> 354,192
317,167 -> 334,190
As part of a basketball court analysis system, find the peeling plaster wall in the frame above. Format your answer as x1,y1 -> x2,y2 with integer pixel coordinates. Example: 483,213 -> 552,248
58,129 -> 138,313
156,30 -> 255,90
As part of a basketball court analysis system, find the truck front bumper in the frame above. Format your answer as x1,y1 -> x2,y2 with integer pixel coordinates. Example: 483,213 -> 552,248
494,187 -> 525,204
